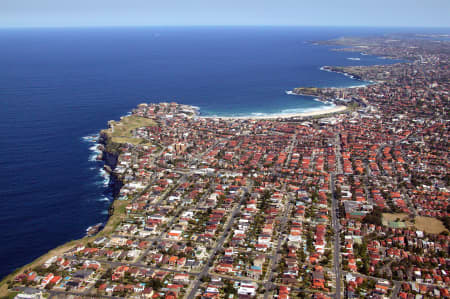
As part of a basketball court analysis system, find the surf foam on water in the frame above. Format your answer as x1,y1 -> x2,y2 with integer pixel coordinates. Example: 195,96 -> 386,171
82,134 -> 112,204
98,196 -> 111,202
98,168 -> 111,186
319,65 -> 375,88
250,112 -> 269,117
280,104 -> 335,115
346,84 -> 368,88
86,140 -> 103,162
81,135 -> 98,143
201,101 -> 338,118
89,153 -> 99,162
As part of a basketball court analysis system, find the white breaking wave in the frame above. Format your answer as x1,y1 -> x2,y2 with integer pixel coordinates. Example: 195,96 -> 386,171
280,104 -> 335,115
89,153 -> 100,162
99,168 -> 109,177
88,143 -> 102,162
98,196 -> 111,202
206,102 -> 336,118
89,145 -> 101,152
81,135 -> 98,143
346,84 -> 368,88
319,66 -> 359,81
82,135 -> 113,213
250,112 -> 269,116
98,169 -> 110,186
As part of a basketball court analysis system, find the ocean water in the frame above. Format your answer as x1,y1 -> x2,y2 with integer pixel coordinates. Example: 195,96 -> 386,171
0,26 -> 404,279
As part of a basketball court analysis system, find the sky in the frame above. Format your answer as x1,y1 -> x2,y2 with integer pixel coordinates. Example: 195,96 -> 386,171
1,0 -> 450,28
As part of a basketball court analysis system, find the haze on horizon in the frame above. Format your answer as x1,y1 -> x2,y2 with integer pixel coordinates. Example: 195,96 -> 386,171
1,0 -> 450,29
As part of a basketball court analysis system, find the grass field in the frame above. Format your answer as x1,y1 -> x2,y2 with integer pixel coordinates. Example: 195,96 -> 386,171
103,115 -> 155,145
110,136 -> 152,146
382,213 -> 448,234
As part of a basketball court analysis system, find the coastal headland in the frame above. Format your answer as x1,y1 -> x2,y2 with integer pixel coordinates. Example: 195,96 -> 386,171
2,33 -> 449,299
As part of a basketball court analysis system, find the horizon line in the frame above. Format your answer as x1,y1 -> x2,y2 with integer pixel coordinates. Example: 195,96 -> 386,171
1,24 -> 450,30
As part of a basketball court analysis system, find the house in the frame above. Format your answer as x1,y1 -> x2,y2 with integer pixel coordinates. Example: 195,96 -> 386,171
27,272 -> 37,282
40,273 -> 54,288
177,257 -> 186,267
169,256 -> 179,267
216,263 -> 234,273
248,266 -> 262,279
73,269 -> 94,280
50,276 -> 62,285
14,288 -> 44,299
238,282 -> 257,297
173,273 -> 190,284
312,267 -> 325,290
168,230 -> 183,240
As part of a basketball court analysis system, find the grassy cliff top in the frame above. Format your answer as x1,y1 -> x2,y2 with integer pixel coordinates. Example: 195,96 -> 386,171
102,115 -> 156,146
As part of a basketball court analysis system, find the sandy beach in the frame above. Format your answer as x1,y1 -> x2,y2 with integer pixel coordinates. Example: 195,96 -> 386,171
201,105 -> 347,120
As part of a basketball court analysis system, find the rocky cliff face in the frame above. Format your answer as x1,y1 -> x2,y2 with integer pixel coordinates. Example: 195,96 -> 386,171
98,131 -> 122,198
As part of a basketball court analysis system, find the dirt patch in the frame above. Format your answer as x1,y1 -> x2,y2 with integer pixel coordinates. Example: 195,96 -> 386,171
414,216 -> 448,234
382,213 -> 448,234
381,213 -> 409,226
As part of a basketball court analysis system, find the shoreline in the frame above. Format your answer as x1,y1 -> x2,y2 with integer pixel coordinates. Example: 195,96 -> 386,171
319,65 -> 377,87
0,132 -> 124,296
0,55 -> 357,292
200,105 -> 347,120
0,102 -> 348,293
0,34 -> 396,296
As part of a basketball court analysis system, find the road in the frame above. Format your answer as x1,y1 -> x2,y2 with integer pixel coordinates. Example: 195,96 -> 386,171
332,133 -> 343,299
185,183 -> 251,299
263,200 -> 292,299
262,134 -> 296,299
14,286 -> 124,299
330,173 -> 341,299
392,281 -> 402,299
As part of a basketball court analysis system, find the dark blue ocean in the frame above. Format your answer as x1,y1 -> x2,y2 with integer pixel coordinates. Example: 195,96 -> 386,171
0,26 -> 409,279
